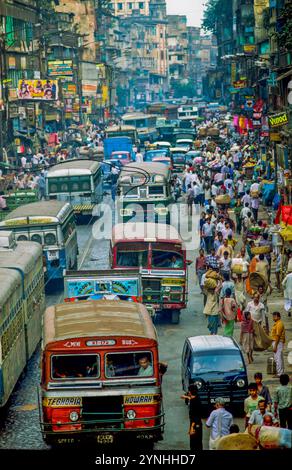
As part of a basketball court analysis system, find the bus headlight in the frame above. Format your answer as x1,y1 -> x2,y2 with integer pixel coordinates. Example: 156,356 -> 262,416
154,207 -> 169,215
126,410 -> 136,420
236,379 -> 245,388
69,411 -> 79,422
120,208 -> 133,216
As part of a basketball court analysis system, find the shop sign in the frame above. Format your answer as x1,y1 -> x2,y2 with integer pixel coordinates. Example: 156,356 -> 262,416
270,132 -> 281,142
268,112 -> 288,128
48,60 -> 73,77
233,80 -> 247,89
8,57 -> 16,69
260,131 -> 269,137
253,120 -> 262,128
244,45 -> 257,54
62,82 -> 77,98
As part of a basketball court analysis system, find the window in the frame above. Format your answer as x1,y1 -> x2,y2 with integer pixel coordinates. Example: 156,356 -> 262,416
17,234 -> 28,241
152,250 -> 183,268
31,234 -> 42,244
139,2 -> 144,9
105,352 -> 153,378
118,2 -> 123,10
116,243 -> 148,267
128,2 -> 133,8
51,354 -> 100,379
44,232 -> 57,246
148,186 -> 164,195
191,351 -> 244,375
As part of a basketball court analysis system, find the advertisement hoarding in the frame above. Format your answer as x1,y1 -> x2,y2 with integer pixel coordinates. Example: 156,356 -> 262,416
17,79 -> 58,100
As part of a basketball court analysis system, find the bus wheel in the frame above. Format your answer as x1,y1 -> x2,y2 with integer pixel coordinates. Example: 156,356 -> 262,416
171,310 -> 180,324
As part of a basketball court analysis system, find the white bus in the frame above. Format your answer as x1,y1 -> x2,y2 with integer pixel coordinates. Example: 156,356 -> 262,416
177,105 -> 199,121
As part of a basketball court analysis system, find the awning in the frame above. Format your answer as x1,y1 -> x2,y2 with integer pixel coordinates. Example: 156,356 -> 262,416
277,69 -> 292,81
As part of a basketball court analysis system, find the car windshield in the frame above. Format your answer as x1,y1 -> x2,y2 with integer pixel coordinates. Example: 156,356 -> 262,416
191,351 -> 245,375
172,153 -> 186,163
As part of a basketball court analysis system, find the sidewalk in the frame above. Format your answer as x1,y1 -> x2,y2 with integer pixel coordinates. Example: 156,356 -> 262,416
229,204 -> 292,399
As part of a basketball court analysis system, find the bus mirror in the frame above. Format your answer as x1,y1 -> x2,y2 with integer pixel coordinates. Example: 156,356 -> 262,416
186,260 -> 193,265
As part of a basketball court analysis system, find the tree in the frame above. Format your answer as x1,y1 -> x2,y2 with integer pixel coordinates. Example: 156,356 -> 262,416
274,3 -> 292,50
202,0 -> 232,34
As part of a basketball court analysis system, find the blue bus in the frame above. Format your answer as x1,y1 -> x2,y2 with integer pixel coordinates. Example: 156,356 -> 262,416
0,201 -> 78,288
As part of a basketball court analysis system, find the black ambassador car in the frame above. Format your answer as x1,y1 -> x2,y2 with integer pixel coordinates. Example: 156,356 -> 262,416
181,335 -> 248,415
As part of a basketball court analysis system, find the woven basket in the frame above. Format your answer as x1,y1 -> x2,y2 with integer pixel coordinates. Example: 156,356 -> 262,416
216,433 -> 258,451
199,128 -> 207,136
250,190 -> 259,198
204,278 -> 217,289
215,194 -> 231,205
251,245 -> 272,255
249,272 -> 267,291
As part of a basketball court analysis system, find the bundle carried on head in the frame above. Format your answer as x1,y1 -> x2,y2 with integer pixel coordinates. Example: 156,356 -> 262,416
206,269 -> 221,280
215,194 -> 231,205
204,277 -> 217,290
251,245 -> 272,255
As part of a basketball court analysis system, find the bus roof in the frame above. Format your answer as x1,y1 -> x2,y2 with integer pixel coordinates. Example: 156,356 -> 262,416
0,241 -> 42,274
112,222 -> 183,245
43,300 -> 157,347
119,162 -> 170,178
122,113 -> 157,120
105,125 -> 137,131
0,268 -> 22,307
0,201 -> 72,226
47,159 -> 101,177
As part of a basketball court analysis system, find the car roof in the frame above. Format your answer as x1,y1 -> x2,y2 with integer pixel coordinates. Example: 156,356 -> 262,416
187,335 -> 239,352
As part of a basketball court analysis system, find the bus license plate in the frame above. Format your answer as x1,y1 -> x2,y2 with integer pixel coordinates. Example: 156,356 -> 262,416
96,434 -> 114,444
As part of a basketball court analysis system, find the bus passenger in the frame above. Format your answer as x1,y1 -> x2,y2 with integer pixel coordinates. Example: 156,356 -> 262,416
137,356 -> 153,377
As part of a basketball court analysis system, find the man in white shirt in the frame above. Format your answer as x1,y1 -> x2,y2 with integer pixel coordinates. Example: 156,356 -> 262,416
246,294 -> 266,324
135,150 -> 143,163
237,177 -> 246,197
206,398 -> 233,450
240,203 -> 251,220
21,155 -> 27,169
241,191 -> 251,207
211,183 -> 218,197
216,217 -> 225,234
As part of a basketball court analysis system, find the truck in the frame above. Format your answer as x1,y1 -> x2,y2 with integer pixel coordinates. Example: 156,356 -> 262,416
64,269 -> 155,317
103,137 -> 135,161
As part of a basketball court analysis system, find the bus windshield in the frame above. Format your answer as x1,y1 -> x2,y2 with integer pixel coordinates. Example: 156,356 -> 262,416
116,243 -> 148,267
51,354 -> 100,379
151,244 -> 183,269
105,352 -> 153,378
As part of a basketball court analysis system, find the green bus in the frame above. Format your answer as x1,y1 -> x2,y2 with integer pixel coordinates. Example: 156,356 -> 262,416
45,160 -> 103,221
116,162 -> 173,224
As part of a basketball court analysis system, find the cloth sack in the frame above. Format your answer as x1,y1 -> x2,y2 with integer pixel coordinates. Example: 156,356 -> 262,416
253,322 -> 273,351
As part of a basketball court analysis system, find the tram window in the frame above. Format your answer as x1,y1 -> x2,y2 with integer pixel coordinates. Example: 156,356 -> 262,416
52,354 -> 100,379
31,234 -> 42,244
82,182 -> 90,191
17,234 -> 28,241
152,250 -> 183,268
122,186 -> 138,196
72,183 -> 79,191
105,352 -> 153,378
148,186 -> 164,195
61,183 -> 69,192
44,233 -> 57,245
49,183 -> 58,192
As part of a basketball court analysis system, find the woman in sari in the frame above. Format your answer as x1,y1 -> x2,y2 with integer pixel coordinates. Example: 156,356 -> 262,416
220,288 -> 238,337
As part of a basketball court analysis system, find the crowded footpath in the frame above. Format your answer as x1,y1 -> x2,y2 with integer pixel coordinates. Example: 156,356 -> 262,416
181,132 -> 292,450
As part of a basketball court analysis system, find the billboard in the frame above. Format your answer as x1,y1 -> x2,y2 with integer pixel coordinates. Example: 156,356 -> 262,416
48,60 -> 73,77
17,79 -> 58,100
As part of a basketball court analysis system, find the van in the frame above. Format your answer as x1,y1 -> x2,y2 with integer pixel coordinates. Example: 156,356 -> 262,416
181,335 -> 248,414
